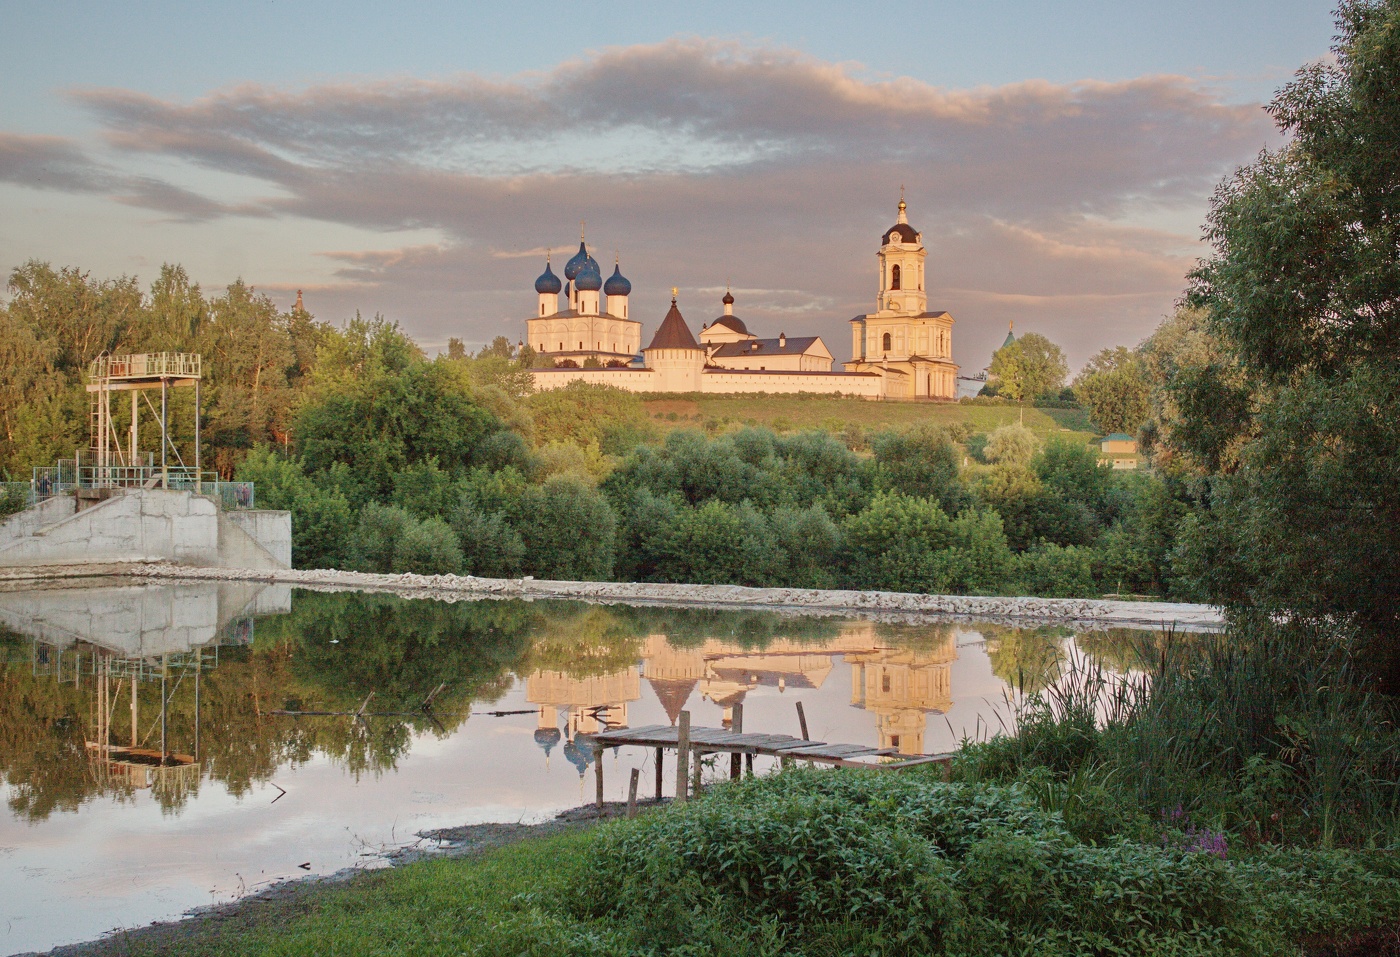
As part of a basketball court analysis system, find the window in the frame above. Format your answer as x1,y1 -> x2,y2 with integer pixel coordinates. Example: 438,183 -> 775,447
891,735 -> 901,749
882,332 -> 892,352
540,304 -> 545,316
882,673 -> 891,693
891,264 -> 901,290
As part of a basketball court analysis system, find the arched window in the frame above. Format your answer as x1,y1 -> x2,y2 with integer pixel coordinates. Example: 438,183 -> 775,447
891,264 -> 901,290
882,332 -> 892,352
540,304 -> 545,316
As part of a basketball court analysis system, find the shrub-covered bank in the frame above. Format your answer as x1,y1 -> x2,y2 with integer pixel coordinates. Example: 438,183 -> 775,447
63,771 -> 1398,957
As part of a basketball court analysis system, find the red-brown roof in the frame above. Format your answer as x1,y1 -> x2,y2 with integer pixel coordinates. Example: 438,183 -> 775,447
645,301 -> 700,351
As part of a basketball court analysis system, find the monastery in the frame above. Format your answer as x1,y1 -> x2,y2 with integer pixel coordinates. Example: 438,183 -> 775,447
527,199 -> 960,399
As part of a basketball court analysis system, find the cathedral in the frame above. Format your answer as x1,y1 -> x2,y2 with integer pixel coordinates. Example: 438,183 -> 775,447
527,200 -> 959,399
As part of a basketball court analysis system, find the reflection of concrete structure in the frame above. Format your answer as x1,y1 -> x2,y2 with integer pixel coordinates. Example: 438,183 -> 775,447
0,580 -> 289,657
847,628 -> 956,755
9,581 -> 291,798
521,624 -> 958,757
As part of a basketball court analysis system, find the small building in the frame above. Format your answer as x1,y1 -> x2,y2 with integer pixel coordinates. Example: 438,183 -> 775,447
1100,433 -> 1139,470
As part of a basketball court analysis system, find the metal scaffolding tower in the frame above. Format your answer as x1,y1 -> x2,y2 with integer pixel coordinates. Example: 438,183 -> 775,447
86,352 -> 203,490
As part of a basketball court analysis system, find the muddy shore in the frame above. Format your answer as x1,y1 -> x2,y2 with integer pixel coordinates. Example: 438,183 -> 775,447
25,802 -> 646,957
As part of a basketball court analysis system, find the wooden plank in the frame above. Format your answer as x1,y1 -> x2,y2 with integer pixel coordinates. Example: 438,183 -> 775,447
784,743 -> 876,757
762,739 -> 831,753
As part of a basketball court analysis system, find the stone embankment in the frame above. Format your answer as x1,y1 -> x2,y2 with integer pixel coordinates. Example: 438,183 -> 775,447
75,563 -> 1227,631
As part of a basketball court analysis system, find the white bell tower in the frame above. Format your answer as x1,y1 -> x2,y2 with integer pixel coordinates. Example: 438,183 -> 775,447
876,194 -> 927,317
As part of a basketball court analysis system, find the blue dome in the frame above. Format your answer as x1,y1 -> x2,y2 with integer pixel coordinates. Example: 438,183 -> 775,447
603,263 -> 631,297
574,256 -> 603,292
534,261 -> 562,295
564,241 -> 590,281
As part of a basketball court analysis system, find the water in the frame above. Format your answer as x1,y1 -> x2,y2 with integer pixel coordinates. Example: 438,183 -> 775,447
0,580 -> 1151,954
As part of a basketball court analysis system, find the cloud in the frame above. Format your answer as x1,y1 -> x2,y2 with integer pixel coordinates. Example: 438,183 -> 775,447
31,38 -> 1280,366
0,132 -> 113,193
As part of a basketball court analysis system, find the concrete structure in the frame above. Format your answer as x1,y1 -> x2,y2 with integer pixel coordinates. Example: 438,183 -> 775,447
0,489 -> 290,570
527,199 -> 957,399
1100,433 -> 1139,470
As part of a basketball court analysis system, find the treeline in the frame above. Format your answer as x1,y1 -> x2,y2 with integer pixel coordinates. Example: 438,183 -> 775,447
0,262 -> 325,478
0,259 -> 1197,601
236,317 -> 1193,600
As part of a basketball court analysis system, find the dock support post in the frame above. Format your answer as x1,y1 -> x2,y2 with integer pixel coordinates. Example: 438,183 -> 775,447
675,711 -> 690,804
594,743 -> 604,811
627,768 -> 640,819
655,747 -> 664,800
796,701 -> 809,741
692,746 -> 703,796
730,703 -> 743,780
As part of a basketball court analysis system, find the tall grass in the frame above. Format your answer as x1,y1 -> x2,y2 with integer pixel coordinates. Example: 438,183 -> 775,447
960,620 -> 1400,848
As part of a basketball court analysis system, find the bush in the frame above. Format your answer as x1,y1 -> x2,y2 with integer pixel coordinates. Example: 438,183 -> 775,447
391,516 -> 463,575
348,502 -> 413,573
1014,544 -> 1098,598
579,771 -> 1268,956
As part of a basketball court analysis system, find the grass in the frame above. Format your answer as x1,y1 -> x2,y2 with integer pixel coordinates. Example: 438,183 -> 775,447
85,767 -> 1400,957
640,394 -> 1096,444
96,829 -> 606,957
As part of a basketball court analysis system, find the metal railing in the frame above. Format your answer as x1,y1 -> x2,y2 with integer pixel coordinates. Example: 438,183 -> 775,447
20,459 -> 255,510
88,352 -> 202,381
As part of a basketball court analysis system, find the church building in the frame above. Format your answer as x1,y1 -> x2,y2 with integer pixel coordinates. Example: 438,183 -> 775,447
526,199 -> 959,399
842,198 -> 959,399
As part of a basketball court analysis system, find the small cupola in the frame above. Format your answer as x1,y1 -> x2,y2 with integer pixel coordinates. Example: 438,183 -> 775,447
779,332 -> 786,349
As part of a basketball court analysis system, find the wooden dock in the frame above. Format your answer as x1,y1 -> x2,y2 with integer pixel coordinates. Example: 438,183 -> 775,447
589,706 -> 952,811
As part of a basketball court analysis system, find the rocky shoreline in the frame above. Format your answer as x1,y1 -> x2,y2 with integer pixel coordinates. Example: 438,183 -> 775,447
2,561 -> 1224,631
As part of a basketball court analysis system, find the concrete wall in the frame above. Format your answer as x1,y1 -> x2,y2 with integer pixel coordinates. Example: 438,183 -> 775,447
531,368 -> 657,391
223,509 -> 292,568
0,490 -> 291,570
0,495 -> 75,549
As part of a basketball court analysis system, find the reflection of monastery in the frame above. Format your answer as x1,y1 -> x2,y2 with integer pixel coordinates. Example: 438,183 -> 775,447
527,622 -> 956,775
527,199 -> 959,399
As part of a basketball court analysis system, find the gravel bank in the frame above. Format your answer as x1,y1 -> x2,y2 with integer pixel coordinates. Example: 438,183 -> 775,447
42,563 -> 1235,631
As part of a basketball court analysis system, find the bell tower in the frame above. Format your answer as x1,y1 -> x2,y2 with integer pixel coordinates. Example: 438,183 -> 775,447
876,193 -> 927,317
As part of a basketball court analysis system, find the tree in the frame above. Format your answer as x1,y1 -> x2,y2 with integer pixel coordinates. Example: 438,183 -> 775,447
984,424 -> 1039,467
869,425 -> 968,515
1180,0 -> 1400,691
988,332 -> 1068,404
1073,347 -> 1152,436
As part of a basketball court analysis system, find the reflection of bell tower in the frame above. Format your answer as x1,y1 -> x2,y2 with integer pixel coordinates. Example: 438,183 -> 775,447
848,628 -> 956,755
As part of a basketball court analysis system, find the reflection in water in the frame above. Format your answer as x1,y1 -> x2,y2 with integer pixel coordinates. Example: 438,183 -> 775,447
0,586 -> 973,818
0,582 -> 1159,954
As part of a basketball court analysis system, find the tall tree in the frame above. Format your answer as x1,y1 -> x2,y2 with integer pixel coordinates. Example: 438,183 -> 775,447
989,332 -> 1068,405
1182,0 -> 1400,691
1073,346 -> 1152,436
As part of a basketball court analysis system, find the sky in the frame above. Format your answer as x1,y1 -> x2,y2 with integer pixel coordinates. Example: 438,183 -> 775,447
0,1 -> 1339,372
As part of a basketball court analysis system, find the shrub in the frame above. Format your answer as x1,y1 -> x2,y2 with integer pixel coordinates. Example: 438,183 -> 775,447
579,771 -> 1264,956
391,517 -> 463,575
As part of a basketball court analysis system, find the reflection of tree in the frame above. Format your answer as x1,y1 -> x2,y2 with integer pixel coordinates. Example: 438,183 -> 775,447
615,606 -> 842,650
873,622 -> 957,654
981,625 -> 1071,694
1075,628 -> 1159,674
520,604 -> 645,680
0,633 -> 110,820
0,592 -> 538,821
